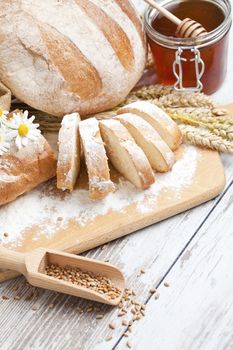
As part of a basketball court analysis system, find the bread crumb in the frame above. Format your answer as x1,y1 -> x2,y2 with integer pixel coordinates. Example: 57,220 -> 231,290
105,335 -> 112,342
86,306 -> 94,313
109,322 -> 116,329
96,314 -> 104,320
127,340 -> 133,348
122,319 -> 128,326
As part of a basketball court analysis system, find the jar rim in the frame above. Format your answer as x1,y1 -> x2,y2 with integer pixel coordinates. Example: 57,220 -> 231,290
144,0 -> 232,49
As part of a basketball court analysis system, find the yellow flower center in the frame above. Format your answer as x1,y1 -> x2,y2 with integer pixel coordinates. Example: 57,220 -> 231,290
0,107 -> 3,117
18,124 -> 29,137
0,135 -> 3,142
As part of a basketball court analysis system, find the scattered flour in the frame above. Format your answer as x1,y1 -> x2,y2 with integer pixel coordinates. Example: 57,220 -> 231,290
0,145 -> 199,246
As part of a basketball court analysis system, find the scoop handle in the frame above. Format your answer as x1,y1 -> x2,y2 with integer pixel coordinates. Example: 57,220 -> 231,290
144,0 -> 181,26
0,246 -> 26,275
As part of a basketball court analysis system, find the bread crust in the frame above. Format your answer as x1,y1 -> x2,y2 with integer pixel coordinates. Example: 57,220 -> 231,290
116,113 -> 175,172
0,135 -> 57,206
57,113 -> 81,191
79,118 -> 115,200
77,0 -> 135,71
99,119 -> 155,190
0,0 -> 146,116
117,101 -> 183,151
114,0 -> 146,47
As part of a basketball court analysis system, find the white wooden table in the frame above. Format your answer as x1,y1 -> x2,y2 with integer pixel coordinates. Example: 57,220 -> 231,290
0,2 -> 233,350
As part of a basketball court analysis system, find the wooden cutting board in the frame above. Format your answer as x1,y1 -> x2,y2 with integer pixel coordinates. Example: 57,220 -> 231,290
0,105 -> 232,283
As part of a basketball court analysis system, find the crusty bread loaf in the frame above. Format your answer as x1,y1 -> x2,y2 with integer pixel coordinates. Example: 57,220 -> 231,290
0,0 -> 146,116
116,113 -> 175,172
57,113 -> 81,192
99,119 -> 155,190
117,101 -> 182,151
0,135 -> 57,206
79,118 -> 115,200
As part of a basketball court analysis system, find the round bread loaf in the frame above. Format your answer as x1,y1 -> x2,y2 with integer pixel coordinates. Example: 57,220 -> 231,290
0,0 -> 146,116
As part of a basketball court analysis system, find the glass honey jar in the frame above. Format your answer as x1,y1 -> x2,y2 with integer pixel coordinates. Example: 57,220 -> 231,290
144,0 -> 232,94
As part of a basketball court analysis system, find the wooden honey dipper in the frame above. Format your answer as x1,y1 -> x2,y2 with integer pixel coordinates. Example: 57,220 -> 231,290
144,0 -> 207,38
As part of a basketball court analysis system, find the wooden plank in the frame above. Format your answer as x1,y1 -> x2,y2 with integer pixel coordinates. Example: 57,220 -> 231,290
1,2 -> 232,349
0,154 -> 232,350
114,172 -> 233,350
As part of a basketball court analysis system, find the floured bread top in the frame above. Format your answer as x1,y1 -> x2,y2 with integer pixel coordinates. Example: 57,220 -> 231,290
61,113 -> 80,127
117,101 -> 183,151
1,135 -> 45,161
0,0 -> 146,116
118,101 -> 177,130
57,114 -> 80,168
57,112 -> 81,191
79,117 -> 115,199
79,118 -> 110,175
116,113 -> 175,168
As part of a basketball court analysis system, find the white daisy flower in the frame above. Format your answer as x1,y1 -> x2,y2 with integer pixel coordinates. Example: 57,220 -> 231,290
0,127 -> 10,155
0,107 -> 9,126
8,110 -> 41,149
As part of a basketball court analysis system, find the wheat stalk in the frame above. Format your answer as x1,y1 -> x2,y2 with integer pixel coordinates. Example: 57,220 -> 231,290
127,85 -> 228,123
129,84 -> 174,100
189,114 -> 233,125
165,107 -> 212,120
210,127 -> 233,140
167,112 -> 233,141
180,125 -> 233,153
14,82 -> 233,153
158,91 -> 216,109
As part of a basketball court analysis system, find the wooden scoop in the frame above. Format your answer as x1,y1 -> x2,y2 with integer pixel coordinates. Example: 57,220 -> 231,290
0,247 -> 125,305
144,0 -> 207,38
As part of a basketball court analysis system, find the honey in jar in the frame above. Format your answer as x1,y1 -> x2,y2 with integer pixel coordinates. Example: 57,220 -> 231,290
145,0 -> 232,94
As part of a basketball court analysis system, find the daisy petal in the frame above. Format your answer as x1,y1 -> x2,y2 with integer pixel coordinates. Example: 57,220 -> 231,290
31,123 -> 40,129
15,136 -> 22,149
28,116 -> 35,123
24,110 -> 29,118
22,137 -> 29,147
27,135 -> 37,141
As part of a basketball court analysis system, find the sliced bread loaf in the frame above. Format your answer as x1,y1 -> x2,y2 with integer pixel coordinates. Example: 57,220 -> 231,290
99,119 -> 155,190
57,113 -> 81,191
117,101 -> 182,151
79,118 -> 115,200
116,113 -> 175,172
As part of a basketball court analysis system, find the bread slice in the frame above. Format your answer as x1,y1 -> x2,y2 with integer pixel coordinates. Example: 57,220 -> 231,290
117,101 -> 182,151
99,119 -> 155,190
79,118 -> 115,200
57,113 -> 81,191
116,113 -> 175,172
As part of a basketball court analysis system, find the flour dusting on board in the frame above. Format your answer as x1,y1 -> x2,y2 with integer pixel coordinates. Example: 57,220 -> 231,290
0,145 -> 199,246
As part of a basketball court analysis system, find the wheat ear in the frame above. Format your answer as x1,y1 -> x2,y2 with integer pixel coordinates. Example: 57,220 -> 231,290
180,125 -> 233,154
